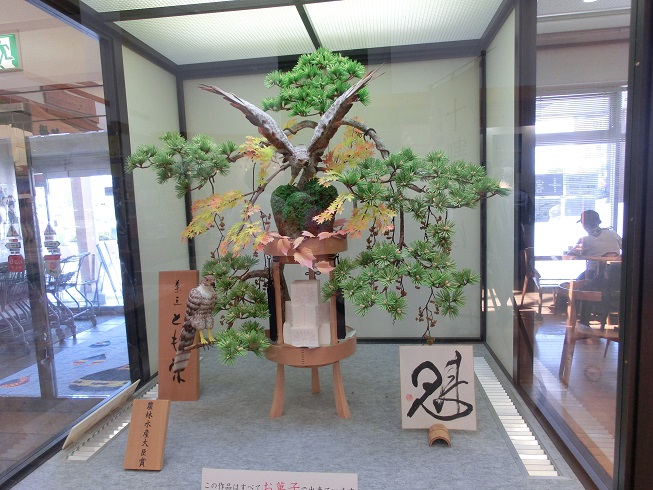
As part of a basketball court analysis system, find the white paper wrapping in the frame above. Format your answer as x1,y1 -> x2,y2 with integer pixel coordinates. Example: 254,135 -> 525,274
290,325 -> 320,347
290,280 -> 321,306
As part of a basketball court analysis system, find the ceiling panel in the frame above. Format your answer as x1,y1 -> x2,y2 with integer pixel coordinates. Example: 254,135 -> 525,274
116,7 -> 316,64
82,0 -> 236,13
306,0 -> 504,51
73,0 -> 632,67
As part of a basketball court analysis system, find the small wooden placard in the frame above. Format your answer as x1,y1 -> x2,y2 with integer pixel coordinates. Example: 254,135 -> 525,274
124,399 -> 170,471
158,270 -> 200,401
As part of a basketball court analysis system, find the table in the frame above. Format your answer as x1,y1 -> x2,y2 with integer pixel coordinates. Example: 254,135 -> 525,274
563,254 -> 621,280
535,254 -> 621,263
536,254 -> 621,280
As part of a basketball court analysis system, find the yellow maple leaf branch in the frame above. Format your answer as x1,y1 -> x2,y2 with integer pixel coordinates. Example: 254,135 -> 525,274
313,193 -> 354,224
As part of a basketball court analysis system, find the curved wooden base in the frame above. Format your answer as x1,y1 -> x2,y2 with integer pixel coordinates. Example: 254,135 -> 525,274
264,331 -> 357,367
265,330 -> 356,418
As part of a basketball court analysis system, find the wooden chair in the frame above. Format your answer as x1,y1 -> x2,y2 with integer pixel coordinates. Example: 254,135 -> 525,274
520,247 -> 543,316
44,252 -> 93,340
557,280 -> 620,386
0,268 -> 30,353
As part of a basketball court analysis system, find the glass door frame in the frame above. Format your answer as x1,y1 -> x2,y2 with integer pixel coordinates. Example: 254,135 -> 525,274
616,0 -> 653,488
97,35 -> 150,384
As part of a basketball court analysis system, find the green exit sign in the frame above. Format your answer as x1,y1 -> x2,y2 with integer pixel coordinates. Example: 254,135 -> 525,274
0,33 -> 21,71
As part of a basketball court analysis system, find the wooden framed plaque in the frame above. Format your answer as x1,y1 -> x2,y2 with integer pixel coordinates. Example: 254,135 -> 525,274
124,399 -> 170,470
157,270 -> 200,401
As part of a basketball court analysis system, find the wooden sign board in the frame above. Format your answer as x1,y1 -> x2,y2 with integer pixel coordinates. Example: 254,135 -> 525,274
202,468 -> 358,489
158,270 -> 200,401
124,399 -> 170,471
399,345 -> 476,430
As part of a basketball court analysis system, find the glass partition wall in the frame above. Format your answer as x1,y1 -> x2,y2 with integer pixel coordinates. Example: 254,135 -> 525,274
515,2 -> 631,488
0,0 -> 642,488
0,2 -> 130,483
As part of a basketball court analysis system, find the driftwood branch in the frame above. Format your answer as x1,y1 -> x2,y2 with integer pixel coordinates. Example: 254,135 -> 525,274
342,118 -> 390,159
285,120 -> 317,135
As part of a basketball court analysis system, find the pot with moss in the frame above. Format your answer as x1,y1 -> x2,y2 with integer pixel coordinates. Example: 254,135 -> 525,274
271,179 -> 338,238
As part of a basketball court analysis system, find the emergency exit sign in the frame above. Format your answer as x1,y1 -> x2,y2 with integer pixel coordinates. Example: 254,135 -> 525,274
0,33 -> 21,71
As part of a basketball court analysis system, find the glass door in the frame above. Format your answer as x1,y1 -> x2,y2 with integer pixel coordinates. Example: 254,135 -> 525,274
517,1 -> 631,487
0,1 -> 131,483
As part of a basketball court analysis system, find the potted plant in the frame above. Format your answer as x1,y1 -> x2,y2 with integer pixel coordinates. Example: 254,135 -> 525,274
126,48 -> 509,365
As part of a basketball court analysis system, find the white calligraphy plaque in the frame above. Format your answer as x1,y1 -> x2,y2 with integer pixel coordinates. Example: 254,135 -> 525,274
399,345 -> 476,430
202,468 -> 358,489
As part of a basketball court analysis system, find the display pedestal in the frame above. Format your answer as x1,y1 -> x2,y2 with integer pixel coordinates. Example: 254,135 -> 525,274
263,237 -> 356,418
428,423 -> 451,447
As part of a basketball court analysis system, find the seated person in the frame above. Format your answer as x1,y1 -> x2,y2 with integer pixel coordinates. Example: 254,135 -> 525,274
566,210 -> 621,280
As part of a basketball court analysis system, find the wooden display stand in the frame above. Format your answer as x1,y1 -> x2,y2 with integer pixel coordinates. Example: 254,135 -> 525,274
428,423 -> 451,447
263,237 -> 356,418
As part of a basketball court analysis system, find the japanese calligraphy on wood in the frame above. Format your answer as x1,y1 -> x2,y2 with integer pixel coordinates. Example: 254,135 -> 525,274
158,270 -> 200,401
124,399 -> 170,471
399,345 -> 476,430
201,468 -> 358,489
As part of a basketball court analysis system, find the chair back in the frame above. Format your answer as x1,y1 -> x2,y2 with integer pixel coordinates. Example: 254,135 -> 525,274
523,247 -> 540,278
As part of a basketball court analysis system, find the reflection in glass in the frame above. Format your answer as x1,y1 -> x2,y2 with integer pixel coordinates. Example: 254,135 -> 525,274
519,4 -> 630,485
0,2 -> 130,482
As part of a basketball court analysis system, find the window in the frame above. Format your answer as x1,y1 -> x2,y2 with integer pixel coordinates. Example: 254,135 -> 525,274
534,89 -> 626,257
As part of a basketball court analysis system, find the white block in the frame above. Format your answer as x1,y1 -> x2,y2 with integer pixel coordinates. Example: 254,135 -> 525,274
283,321 -> 292,344
317,302 -> 330,324
290,303 -> 307,326
303,305 -> 321,326
318,321 -> 331,345
285,301 -> 293,326
289,303 -> 330,327
290,325 -> 320,348
291,280 -> 321,306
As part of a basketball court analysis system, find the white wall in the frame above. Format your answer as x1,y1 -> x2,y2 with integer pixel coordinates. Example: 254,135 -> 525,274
485,11 -> 516,372
183,56 -> 483,339
537,42 -> 628,90
122,47 -> 188,374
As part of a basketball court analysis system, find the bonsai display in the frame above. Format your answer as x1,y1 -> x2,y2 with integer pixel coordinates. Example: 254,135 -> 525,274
126,48 -> 509,364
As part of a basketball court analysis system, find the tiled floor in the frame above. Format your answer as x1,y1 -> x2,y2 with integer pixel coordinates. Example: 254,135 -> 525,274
0,315 -> 129,482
